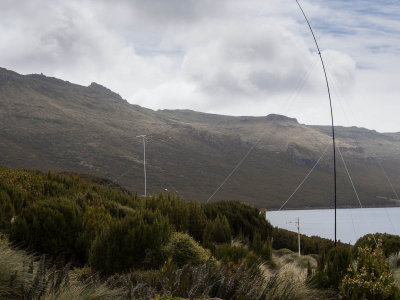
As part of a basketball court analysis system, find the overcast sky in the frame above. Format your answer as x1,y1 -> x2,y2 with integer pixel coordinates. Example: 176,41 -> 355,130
1,0 -> 399,132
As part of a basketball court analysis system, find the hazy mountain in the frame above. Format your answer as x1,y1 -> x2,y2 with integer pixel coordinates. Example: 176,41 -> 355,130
1,67 -> 399,209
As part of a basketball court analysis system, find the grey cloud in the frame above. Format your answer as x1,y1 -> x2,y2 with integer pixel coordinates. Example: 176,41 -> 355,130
0,0 -> 398,132
182,20 -> 328,101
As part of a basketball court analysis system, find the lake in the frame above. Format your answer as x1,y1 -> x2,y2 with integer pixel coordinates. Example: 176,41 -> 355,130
266,207 -> 400,244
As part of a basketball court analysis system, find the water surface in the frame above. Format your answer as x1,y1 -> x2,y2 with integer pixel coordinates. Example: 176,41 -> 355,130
266,207 -> 400,244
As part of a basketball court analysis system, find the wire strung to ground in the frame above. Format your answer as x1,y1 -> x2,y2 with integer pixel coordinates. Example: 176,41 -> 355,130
377,160 -> 400,201
327,70 -> 399,236
206,131 -> 268,203
337,146 -> 378,246
327,68 -> 400,202
278,144 -> 330,211
337,147 -> 363,209
295,0 -> 338,247
205,58 -> 316,203
349,211 -> 357,236
334,145 -> 357,238
375,160 -> 400,236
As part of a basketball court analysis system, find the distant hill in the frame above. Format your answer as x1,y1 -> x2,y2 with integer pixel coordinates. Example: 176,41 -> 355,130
1,67 -> 399,209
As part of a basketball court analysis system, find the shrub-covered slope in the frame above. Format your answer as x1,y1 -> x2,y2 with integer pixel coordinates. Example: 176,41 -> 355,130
1,166 -> 399,299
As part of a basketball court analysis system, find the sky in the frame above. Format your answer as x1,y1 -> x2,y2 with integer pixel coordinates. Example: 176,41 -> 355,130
1,0 -> 399,132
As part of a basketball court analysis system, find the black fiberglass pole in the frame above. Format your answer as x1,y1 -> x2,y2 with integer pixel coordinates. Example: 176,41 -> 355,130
295,0 -> 337,246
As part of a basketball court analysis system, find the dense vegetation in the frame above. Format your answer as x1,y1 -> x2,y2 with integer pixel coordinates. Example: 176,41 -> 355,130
0,166 -> 274,270
354,233 -> 400,257
339,240 -> 399,299
1,166 -> 399,299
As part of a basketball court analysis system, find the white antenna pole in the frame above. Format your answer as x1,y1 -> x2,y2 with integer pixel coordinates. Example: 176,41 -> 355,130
143,136 -> 146,196
297,217 -> 301,257
287,217 -> 301,256
137,135 -> 147,196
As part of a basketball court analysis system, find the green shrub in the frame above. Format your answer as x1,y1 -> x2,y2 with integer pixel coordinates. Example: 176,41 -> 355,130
163,232 -> 210,267
203,201 -> 273,242
9,199 -> 82,259
354,233 -> 400,258
259,240 -> 273,262
339,240 -> 400,300
275,248 -> 295,257
202,214 -> 231,245
75,202 -> 112,262
187,201 -> 207,242
252,231 -> 272,262
314,245 -> 352,289
89,210 -> 170,274
0,190 -> 14,228
214,244 -> 249,265
145,193 -> 190,232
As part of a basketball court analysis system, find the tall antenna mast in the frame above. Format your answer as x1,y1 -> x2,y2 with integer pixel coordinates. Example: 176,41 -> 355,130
295,0 -> 337,246
137,135 -> 147,196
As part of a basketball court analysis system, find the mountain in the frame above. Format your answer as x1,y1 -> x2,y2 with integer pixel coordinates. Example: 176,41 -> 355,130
1,67 -> 399,209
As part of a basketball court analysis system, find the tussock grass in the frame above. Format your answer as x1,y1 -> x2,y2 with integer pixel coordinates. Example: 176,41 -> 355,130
1,240 -> 332,300
389,252 -> 400,287
265,251 -> 332,300
0,244 -> 124,299
394,269 -> 400,287
0,245 -> 33,299
274,249 -> 317,269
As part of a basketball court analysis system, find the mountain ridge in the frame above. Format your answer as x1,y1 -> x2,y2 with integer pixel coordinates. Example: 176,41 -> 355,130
1,67 -> 399,209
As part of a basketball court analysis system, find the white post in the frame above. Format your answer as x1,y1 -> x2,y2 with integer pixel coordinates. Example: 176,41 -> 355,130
297,217 -> 301,257
143,136 -> 146,196
137,135 -> 147,196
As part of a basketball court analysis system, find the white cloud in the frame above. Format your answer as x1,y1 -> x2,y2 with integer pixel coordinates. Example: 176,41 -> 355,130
183,20 -> 315,97
0,0 -> 398,132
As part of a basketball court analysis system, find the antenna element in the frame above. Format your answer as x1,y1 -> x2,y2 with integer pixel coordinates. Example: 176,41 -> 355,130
295,0 -> 338,246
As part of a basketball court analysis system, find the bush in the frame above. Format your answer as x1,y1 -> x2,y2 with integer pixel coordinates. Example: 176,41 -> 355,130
0,190 -> 14,229
202,214 -> 231,245
202,201 -> 273,242
75,202 -> 112,262
272,227 -> 337,256
9,199 -> 82,259
252,231 -> 273,262
214,244 -> 249,265
275,248 -> 295,257
89,210 -> 170,274
187,201 -> 207,242
339,240 -> 400,300
314,245 -> 352,289
354,233 -> 400,258
163,232 -> 210,267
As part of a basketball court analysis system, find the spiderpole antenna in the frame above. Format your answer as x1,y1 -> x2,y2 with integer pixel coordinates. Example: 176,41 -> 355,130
295,0 -> 338,246
136,134 -> 147,197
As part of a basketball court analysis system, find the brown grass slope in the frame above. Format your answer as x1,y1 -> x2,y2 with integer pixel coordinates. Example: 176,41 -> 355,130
1,67 -> 399,208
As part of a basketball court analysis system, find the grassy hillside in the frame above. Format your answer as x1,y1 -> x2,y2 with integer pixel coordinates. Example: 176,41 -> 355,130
1,67 -> 399,208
